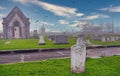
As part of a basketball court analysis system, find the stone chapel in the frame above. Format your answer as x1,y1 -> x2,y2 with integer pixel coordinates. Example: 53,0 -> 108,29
2,6 -> 30,39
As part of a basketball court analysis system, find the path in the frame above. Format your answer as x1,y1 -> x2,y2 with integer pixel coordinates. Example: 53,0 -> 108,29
0,47 -> 120,64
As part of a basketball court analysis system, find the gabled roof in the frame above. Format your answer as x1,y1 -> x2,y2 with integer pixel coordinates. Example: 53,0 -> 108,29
3,6 -> 29,24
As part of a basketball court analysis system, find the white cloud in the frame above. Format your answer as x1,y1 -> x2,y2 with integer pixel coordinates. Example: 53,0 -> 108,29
81,14 -> 109,20
40,21 -> 54,26
70,21 -> 88,27
100,6 -> 120,12
58,20 -> 69,24
0,6 -> 6,10
13,0 -> 84,18
0,14 -> 4,17
12,0 -> 31,4
70,21 -> 96,30
32,1 -> 84,18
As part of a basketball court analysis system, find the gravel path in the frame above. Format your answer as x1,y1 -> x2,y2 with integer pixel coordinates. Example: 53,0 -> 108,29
0,47 -> 120,64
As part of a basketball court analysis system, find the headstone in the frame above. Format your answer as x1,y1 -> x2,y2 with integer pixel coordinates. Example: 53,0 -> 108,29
33,30 -> 38,38
48,35 -> 55,41
85,40 -> 91,44
110,36 -> 115,42
93,35 -> 99,40
71,37 -> 86,73
116,36 -> 119,41
102,37 -> 106,42
106,37 -> 110,42
39,35 -> 45,45
54,35 -> 68,44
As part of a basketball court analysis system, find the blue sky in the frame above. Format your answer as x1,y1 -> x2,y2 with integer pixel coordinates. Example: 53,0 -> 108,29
0,0 -> 120,33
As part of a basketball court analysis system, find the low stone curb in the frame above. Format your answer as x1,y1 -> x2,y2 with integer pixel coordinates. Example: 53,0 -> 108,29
0,45 -> 120,55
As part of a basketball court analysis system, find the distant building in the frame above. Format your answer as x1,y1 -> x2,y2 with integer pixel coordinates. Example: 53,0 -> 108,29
2,6 -> 30,39
33,30 -> 38,38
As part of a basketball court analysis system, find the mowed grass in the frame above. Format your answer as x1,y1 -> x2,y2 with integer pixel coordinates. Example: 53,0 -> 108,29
0,37 -> 76,51
90,39 -> 120,46
0,56 -> 120,76
1,37 -> 120,51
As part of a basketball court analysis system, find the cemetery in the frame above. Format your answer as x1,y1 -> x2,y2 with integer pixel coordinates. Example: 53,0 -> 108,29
0,0 -> 120,76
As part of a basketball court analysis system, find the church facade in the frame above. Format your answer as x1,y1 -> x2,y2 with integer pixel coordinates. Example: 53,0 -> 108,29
2,7 -> 30,39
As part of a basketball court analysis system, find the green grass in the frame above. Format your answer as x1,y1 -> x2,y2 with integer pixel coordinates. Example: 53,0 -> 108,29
0,56 -> 120,76
90,39 -> 120,46
1,37 -> 120,51
0,37 -> 76,51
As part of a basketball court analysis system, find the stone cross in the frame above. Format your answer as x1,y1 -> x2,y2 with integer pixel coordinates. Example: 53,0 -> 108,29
71,37 -> 86,73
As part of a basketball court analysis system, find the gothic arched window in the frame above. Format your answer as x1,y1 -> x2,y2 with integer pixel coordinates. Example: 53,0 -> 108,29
14,21 -> 19,26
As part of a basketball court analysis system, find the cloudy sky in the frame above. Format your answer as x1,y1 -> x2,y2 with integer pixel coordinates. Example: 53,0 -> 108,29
0,0 -> 120,33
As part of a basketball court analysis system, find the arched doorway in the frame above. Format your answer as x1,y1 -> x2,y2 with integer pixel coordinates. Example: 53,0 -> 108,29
13,21 -> 21,38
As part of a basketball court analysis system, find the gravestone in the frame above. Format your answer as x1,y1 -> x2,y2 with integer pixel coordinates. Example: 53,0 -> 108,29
48,35 -> 55,41
102,37 -> 106,42
93,35 -> 99,40
85,40 -> 91,44
54,35 -> 68,44
71,37 -> 86,73
110,36 -> 115,42
107,37 -> 110,42
33,30 -> 38,38
39,35 -> 45,45
116,36 -> 119,41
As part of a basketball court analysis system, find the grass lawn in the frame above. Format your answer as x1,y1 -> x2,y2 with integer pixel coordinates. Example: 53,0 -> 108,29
0,37 -> 77,51
0,56 -> 120,76
1,37 -> 120,51
90,39 -> 120,46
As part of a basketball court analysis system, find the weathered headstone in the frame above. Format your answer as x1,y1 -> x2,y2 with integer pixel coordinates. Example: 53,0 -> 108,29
54,35 -> 68,44
102,36 -> 106,42
39,35 -> 45,45
71,37 -> 86,73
